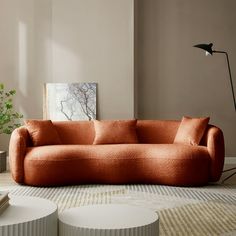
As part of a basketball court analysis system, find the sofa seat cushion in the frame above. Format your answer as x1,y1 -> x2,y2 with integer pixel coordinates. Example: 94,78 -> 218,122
24,144 -> 210,186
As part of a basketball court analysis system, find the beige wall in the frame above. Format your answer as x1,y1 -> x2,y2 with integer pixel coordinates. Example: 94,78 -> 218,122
1,0 -> 235,156
0,0 -> 48,150
137,0 -> 236,156
52,0 -> 135,119
0,0 -> 134,150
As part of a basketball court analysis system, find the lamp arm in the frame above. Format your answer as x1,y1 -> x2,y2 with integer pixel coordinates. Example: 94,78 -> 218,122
213,50 -> 236,111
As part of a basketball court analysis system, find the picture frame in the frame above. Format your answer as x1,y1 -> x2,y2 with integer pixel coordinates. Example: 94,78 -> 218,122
44,83 -> 97,121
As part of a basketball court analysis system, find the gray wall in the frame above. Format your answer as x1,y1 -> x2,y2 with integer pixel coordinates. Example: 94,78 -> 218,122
137,0 -> 236,156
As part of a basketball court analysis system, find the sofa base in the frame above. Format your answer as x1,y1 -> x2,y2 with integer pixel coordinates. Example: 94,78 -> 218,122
20,144 -> 212,187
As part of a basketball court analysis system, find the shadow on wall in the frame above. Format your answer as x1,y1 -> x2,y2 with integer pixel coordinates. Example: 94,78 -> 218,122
0,0 -> 52,151
1,0 -> 52,120
16,0 -> 52,120
136,0 -> 236,156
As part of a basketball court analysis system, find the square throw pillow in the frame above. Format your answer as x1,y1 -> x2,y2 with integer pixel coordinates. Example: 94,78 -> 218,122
25,119 -> 61,146
93,119 -> 138,144
174,116 -> 210,146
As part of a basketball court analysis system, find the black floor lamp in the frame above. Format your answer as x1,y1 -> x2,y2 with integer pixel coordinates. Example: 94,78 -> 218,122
194,43 -> 236,183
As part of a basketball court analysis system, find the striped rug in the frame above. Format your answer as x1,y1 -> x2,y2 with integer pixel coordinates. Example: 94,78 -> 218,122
0,181 -> 236,236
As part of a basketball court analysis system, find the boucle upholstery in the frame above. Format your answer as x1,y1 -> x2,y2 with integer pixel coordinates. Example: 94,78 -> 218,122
9,120 -> 225,187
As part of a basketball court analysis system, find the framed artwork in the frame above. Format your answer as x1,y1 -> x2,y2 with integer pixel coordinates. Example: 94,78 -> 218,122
44,83 -> 97,121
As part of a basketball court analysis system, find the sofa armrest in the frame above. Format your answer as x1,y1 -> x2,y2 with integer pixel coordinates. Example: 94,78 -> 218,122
9,126 -> 30,184
203,125 -> 225,182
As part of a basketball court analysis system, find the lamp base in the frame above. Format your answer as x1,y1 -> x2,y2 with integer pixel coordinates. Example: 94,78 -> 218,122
221,167 -> 236,183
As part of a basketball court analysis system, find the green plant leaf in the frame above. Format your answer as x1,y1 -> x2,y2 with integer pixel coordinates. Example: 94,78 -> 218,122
5,103 -> 13,109
0,83 -> 23,135
9,90 -> 16,95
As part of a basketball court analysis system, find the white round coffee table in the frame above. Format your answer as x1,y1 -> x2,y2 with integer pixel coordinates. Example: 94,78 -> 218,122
59,204 -> 159,236
0,196 -> 58,236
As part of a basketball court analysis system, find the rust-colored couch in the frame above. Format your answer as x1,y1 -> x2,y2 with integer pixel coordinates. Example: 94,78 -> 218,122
9,120 -> 225,187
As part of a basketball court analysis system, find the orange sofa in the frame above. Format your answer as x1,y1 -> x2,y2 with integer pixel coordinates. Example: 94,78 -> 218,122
9,120 -> 225,187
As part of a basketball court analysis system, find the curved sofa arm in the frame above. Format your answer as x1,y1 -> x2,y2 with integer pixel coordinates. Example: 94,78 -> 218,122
9,126 -> 30,184
203,125 -> 225,182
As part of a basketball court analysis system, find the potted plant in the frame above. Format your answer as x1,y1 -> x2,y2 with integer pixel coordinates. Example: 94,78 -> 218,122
0,83 -> 23,172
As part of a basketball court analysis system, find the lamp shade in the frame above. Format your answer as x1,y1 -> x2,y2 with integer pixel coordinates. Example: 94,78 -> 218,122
194,43 -> 213,55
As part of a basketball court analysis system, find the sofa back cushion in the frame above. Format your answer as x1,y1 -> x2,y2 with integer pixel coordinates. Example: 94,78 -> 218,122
27,119 -> 206,145
174,116 -> 210,146
25,120 -> 61,146
52,121 -> 95,144
136,120 -> 180,144
93,120 -> 138,144
51,120 -> 181,145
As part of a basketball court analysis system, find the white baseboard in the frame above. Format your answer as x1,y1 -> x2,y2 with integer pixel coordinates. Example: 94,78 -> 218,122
225,157 -> 236,165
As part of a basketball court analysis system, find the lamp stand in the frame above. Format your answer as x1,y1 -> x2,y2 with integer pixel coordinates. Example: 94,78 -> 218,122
213,50 -> 236,111
213,51 -> 236,183
194,44 -> 236,183
222,167 -> 236,183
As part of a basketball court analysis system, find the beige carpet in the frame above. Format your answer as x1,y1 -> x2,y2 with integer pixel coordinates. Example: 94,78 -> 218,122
0,172 -> 236,236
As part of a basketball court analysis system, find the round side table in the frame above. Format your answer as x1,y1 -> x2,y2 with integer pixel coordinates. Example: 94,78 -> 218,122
59,204 -> 159,236
0,196 -> 58,236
